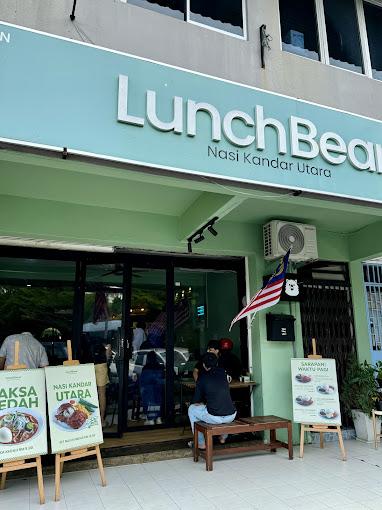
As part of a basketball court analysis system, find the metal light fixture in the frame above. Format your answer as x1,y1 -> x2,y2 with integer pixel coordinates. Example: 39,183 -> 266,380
186,216 -> 219,253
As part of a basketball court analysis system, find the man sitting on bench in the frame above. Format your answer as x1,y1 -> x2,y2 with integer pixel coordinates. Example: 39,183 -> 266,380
188,353 -> 236,450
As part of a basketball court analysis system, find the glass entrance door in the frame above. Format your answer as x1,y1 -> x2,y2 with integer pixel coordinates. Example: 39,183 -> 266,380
82,263 -> 125,435
173,268 -> 247,424
127,268 -> 168,428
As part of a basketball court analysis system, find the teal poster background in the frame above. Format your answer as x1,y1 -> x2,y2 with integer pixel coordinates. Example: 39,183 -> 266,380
45,364 -> 103,454
0,22 -> 382,203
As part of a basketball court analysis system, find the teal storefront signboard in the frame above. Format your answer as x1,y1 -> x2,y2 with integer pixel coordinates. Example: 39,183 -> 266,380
1,22 -> 382,203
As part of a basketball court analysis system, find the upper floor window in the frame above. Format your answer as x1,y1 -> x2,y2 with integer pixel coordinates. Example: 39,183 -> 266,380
323,0 -> 363,74
364,1 -> 382,80
188,0 -> 245,38
123,0 -> 246,38
279,0 -> 320,61
279,0 -> 382,81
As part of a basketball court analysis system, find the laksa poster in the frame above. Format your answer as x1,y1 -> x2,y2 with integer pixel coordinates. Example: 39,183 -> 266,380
0,369 -> 48,462
45,364 -> 103,454
291,358 -> 342,426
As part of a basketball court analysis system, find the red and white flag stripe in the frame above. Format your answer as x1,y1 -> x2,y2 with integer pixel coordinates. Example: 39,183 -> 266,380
229,249 -> 290,330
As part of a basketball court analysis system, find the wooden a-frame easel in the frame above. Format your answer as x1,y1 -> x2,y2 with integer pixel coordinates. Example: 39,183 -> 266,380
0,340 -> 45,504
54,340 -> 106,501
299,338 -> 346,461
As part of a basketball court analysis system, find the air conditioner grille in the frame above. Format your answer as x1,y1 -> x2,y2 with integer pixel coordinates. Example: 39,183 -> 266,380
263,224 -> 272,257
278,224 -> 305,254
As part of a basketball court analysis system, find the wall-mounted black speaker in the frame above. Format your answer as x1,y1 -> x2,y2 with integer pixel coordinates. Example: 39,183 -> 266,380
266,314 -> 295,341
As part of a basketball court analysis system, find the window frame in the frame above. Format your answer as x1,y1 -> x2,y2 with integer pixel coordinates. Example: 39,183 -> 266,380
279,0 -> 382,80
185,0 -> 248,40
359,0 -> 382,78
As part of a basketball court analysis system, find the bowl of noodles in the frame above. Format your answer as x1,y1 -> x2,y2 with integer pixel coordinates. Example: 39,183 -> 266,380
0,407 -> 44,445
52,399 -> 99,431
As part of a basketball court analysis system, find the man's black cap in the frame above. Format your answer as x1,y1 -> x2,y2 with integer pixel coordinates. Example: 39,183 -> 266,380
207,340 -> 220,351
202,352 -> 218,369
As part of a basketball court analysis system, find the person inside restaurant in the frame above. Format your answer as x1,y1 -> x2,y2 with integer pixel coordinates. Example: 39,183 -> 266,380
132,320 -> 147,351
0,331 -> 49,370
140,350 -> 165,425
218,338 -> 242,380
193,339 -> 220,381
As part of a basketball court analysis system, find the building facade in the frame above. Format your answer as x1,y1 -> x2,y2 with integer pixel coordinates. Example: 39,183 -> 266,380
1,0 -> 382,440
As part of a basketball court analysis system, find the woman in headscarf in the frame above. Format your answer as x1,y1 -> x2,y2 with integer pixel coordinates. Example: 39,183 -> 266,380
140,350 -> 165,425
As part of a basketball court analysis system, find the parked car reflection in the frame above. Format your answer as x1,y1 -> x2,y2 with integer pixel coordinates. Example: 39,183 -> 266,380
129,348 -> 190,376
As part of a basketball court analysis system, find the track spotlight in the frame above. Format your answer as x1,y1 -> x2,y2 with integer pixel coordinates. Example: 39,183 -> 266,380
186,216 -> 219,254
207,225 -> 218,237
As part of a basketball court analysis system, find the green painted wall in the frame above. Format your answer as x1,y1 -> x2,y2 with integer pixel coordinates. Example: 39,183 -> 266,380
0,149 -> 379,444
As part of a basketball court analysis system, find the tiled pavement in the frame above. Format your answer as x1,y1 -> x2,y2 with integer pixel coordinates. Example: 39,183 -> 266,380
3,440 -> 382,510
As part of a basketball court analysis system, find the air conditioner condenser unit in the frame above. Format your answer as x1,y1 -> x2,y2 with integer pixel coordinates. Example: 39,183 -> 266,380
263,220 -> 318,262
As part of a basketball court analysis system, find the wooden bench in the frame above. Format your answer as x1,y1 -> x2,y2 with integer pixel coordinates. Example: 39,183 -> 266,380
194,415 -> 293,471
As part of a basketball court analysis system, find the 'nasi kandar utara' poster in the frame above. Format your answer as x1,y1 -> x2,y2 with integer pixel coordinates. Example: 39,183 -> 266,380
0,369 -> 48,462
291,358 -> 342,426
45,364 -> 103,454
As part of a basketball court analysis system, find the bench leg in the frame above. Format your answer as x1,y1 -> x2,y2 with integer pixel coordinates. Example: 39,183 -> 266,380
206,432 -> 213,472
287,422 -> 293,460
193,426 -> 199,463
270,429 -> 276,452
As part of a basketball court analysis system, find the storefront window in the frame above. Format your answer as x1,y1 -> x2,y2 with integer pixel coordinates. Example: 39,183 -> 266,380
323,0 -> 363,74
189,0 -> 245,37
279,0 -> 320,61
364,2 -> 382,81
0,257 -> 75,366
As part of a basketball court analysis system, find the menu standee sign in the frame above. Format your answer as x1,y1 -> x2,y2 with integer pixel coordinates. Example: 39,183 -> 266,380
291,358 -> 342,426
45,364 -> 103,454
291,354 -> 346,461
0,368 -> 48,462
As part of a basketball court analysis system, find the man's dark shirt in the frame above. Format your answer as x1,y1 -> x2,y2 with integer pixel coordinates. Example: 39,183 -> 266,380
193,367 -> 236,416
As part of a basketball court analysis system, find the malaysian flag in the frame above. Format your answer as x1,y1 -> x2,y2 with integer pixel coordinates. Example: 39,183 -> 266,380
93,291 -> 110,323
229,249 -> 291,330
147,298 -> 191,338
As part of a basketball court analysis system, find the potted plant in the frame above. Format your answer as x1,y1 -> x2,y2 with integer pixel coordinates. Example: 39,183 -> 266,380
342,355 -> 380,442
373,361 -> 382,411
